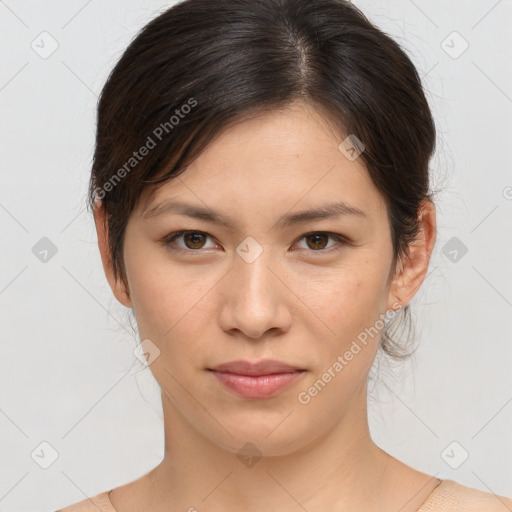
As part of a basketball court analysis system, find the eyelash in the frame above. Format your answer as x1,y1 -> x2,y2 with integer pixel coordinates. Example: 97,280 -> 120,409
161,230 -> 350,255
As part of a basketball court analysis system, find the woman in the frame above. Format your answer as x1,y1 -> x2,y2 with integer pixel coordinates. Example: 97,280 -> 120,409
57,0 -> 512,510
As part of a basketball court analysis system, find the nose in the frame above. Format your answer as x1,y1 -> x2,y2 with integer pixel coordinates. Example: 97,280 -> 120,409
218,245 -> 293,340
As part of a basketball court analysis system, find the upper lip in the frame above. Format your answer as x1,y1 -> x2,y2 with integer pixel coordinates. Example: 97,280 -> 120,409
209,359 -> 304,376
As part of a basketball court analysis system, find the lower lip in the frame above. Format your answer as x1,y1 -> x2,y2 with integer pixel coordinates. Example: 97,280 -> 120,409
210,370 -> 304,399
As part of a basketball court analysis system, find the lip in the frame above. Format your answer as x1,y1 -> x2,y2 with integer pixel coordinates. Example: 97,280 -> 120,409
209,359 -> 304,376
208,359 -> 306,399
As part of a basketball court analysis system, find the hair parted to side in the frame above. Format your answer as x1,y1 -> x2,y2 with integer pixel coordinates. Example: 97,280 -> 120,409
87,0 -> 438,361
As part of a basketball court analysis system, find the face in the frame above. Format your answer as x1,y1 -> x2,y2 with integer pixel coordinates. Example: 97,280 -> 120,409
96,101 -> 434,456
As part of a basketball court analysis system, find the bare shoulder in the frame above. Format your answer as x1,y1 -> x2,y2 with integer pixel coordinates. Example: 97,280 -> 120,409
418,479 -> 512,511
54,490 -> 115,512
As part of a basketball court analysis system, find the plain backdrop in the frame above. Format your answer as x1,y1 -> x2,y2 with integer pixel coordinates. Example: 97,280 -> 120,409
1,1 -> 511,510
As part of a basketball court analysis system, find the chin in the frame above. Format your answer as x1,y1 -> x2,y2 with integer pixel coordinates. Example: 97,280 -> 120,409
203,415 -> 319,460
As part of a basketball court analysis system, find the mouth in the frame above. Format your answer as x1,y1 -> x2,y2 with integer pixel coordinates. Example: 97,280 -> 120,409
207,359 -> 306,399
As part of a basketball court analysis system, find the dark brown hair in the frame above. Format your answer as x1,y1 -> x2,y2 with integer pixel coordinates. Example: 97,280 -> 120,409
87,0 -> 439,360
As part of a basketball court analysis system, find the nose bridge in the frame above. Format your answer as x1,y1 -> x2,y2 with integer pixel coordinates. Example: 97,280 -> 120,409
234,238 -> 278,304
220,238 -> 290,338
234,242 -> 275,301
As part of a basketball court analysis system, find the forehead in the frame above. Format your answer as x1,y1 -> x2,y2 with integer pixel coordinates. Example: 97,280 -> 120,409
136,103 -> 386,222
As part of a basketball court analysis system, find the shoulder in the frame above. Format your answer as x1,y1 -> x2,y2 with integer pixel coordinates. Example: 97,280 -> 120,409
55,490 -> 116,512
418,479 -> 512,511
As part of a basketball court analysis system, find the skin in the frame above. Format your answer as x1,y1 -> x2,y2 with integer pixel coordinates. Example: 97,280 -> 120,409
94,100 -> 438,512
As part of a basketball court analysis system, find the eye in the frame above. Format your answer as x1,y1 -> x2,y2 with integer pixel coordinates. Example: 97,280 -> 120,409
161,230 -> 349,254
162,230 -> 218,252
293,232 -> 348,253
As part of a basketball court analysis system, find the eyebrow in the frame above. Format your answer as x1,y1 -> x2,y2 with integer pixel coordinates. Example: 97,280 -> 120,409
141,199 -> 368,229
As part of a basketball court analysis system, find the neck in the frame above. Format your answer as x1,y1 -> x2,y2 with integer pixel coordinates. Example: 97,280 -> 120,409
145,382 -> 393,511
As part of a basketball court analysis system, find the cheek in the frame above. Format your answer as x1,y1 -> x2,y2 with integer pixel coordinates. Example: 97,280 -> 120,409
312,263 -> 387,335
132,269 -> 214,339
125,254 -> 224,375
123,242 -> 198,334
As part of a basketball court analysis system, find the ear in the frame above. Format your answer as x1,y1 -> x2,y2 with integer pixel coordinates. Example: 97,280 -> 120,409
387,199 -> 437,310
93,200 -> 133,308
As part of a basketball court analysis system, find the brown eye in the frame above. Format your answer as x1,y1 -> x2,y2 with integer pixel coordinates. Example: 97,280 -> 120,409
163,231 -> 216,252
304,233 -> 329,250
162,230 -> 348,255
182,232 -> 207,249
294,232 -> 348,253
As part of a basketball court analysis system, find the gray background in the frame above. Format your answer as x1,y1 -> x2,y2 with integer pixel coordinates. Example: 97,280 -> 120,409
1,1 -> 511,510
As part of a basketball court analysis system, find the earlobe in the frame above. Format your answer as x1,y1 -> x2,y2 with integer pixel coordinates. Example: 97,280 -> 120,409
93,200 -> 133,308
387,199 -> 437,310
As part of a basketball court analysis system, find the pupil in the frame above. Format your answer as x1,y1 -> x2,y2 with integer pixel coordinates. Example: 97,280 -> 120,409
309,234 -> 326,250
187,233 -> 204,248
